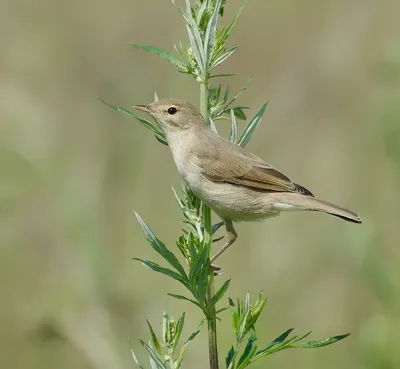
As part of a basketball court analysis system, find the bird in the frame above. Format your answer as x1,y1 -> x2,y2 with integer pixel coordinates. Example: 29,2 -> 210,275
133,99 -> 362,264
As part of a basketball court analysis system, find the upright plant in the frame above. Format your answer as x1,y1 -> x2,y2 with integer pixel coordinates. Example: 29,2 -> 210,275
101,1 -> 349,368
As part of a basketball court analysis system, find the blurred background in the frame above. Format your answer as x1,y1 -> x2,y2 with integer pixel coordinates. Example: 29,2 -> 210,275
1,0 -> 400,368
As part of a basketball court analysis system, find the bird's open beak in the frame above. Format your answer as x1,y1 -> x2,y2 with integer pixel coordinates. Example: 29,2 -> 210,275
132,104 -> 150,113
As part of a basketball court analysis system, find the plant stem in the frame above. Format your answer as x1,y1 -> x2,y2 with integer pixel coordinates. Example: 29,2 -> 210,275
200,80 -> 219,369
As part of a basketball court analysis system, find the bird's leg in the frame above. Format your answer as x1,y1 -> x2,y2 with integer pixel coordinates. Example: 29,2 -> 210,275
210,220 -> 237,264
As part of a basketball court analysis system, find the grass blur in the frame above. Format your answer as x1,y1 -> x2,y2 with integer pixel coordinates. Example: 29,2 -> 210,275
1,0 -> 399,368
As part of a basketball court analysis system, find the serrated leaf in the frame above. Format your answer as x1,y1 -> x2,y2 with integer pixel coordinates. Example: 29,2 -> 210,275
146,320 -> 162,356
135,213 -> 188,280
208,279 -> 231,311
132,44 -> 187,70
229,109 -> 237,143
237,101 -> 268,147
225,346 -> 235,369
168,293 -> 201,308
133,259 -> 186,285
293,333 -> 350,348
98,98 -> 165,137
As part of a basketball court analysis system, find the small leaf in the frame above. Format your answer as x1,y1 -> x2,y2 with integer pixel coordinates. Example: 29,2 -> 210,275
176,320 -> 204,368
204,0 -> 223,67
225,346 -> 235,369
133,259 -> 186,285
212,221 -> 224,235
237,293 -> 251,341
209,116 -> 218,133
146,320 -> 162,356
172,313 -> 186,353
98,98 -> 165,137
139,340 -> 165,369
208,279 -> 231,311
210,46 -> 238,70
225,78 -> 252,109
209,73 -> 236,79
237,330 -> 258,369
233,107 -> 247,120
132,44 -> 187,70
135,213 -> 188,280
224,0 -> 249,39
229,109 -> 237,143
293,333 -> 350,348
167,293 -> 201,308
155,135 -> 168,146
154,92 -> 159,102
237,101 -> 268,147
130,339 -> 147,369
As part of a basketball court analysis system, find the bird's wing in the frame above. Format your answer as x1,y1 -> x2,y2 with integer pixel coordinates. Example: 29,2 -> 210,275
201,145 -> 313,196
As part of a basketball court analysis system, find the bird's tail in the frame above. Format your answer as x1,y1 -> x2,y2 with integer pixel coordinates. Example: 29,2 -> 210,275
279,194 -> 362,223
302,197 -> 361,223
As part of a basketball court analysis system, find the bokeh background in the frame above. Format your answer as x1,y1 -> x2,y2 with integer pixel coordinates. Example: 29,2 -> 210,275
1,0 -> 400,368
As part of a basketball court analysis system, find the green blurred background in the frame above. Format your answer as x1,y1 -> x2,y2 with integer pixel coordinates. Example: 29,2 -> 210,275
1,0 -> 400,368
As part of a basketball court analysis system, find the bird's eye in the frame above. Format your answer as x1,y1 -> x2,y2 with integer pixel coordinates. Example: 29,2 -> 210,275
167,107 -> 177,115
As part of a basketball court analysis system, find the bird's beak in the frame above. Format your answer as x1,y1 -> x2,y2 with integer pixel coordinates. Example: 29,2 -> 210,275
132,104 -> 150,113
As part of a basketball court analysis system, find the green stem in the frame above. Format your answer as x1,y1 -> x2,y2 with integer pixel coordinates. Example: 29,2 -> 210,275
200,80 -> 219,369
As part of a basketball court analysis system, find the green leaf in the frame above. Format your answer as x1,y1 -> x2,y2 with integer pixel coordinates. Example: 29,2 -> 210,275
204,0 -> 222,67
172,313 -> 186,353
155,135 -> 168,146
237,101 -> 268,147
209,73 -> 236,79
208,279 -> 231,311
134,259 -> 186,285
146,320 -> 162,356
237,293 -> 251,341
212,221 -> 224,235
132,44 -> 187,71
176,320 -> 204,369
233,107 -> 247,120
293,333 -> 350,348
98,98 -> 165,137
210,46 -> 238,70
237,330 -> 258,369
225,78 -> 252,109
167,293 -> 201,308
135,213 -> 188,280
224,0 -> 249,39
229,109 -> 237,143
172,0 -> 190,23
139,340 -> 165,369
225,346 -> 235,369
129,338 -> 147,369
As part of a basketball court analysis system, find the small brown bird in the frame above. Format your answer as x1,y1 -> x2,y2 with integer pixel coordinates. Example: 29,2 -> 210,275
133,99 -> 362,263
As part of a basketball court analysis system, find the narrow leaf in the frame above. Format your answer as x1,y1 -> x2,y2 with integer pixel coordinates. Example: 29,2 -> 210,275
237,331 -> 258,369
131,348 -> 146,369
146,320 -> 163,356
132,44 -> 187,70
133,259 -> 186,285
294,333 -> 350,348
208,279 -> 231,310
135,213 -> 188,280
139,340 -> 165,369
168,293 -> 201,308
225,346 -> 235,369
204,0 -> 222,67
224,0 -> 249,38
98,98 -> 165,137
237,101 -> 268,147
176,320 -> 204,368
155,135 -> 168,146
229,109 -> 237,143
212,221 -> 224,234
210,46 -> 238,70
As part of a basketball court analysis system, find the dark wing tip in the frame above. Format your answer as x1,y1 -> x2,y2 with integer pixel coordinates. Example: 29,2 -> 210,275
294,183 -> 314,197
